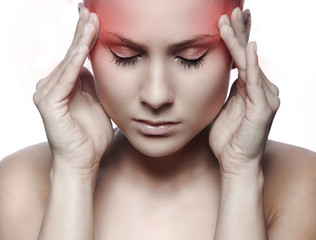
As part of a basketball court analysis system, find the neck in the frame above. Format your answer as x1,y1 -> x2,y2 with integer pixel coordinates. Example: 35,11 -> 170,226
111,126 -> 219,191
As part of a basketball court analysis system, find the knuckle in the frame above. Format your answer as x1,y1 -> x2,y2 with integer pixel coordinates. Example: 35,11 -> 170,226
266,96 -> 280,114
69,54 -> 78,66
33,90 -> 52,112
239,65 -> 247,76
36,98 -> 51,115
33,91 -> 43,108
33,93 -> 49,114
262,103 -> 273,116
272,96 -> 281,112
35,78 -> 46,90
272,84 -> 280,96
33,91 -> 40,106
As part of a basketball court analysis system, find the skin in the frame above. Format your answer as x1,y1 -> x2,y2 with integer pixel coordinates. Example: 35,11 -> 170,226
90,0 -> 233,159
0,0 -> 316,239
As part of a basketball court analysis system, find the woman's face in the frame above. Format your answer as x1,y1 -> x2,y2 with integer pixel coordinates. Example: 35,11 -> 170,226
88,0 -> 235,157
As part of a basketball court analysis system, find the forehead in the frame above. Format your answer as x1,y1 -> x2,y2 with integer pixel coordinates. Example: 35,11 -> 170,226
88,0 -> 233,44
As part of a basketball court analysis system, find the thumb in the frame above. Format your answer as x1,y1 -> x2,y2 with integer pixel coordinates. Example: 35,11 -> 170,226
79,66 -> 99,102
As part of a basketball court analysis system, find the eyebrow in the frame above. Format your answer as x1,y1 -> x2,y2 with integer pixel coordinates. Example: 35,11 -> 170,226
101,31 -> 220,51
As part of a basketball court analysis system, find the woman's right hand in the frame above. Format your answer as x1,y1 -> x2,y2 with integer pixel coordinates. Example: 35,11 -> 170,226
33,5 -> 113,176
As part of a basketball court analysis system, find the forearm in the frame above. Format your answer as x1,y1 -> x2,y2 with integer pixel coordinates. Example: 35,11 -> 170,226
37,166 -> 97,240
214,169 -> 268,240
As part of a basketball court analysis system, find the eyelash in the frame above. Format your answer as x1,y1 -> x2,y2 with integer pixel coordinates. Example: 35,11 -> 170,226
176,49 -> 209,70
109,47 -> 209,69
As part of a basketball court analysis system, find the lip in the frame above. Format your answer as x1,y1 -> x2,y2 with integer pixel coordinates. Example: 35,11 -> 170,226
134,119 -> 179,136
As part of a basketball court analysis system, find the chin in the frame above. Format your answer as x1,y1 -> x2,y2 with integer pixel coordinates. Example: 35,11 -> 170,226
135,138 -> 183,158
124,130 -> 199,159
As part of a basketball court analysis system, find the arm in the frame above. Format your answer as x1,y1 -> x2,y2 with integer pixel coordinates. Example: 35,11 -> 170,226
215,171 -> 267,240
37,168 -> 96,240
33,5 -> 113,240
210,7 -> 279,239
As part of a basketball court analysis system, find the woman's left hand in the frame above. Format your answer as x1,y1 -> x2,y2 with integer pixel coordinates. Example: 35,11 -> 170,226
209,7 -> 280,178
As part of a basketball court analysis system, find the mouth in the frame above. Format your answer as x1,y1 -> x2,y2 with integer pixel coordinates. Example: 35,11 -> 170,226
134,119 -> 180,136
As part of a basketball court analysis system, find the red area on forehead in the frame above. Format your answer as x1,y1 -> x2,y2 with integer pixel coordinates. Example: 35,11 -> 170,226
85,0 -> 127,30
86,0 -> 236,47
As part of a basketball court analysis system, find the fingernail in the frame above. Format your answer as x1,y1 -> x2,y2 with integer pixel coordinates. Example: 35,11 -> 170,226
80,7 -> 85,19
82,22 -> 90,36
78,2 -> 83,11
252,41 -> 257,53
236,7 -> 243,21
223,14 -> 230,25
245,9 -> 251,18
78,3 -> 84,17
243,9 -> 251,26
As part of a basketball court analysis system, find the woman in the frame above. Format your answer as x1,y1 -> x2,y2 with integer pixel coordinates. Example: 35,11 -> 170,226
0,0 -> 315,239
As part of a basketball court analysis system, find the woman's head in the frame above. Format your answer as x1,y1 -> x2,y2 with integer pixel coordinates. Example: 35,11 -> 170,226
84,0 -> 246,157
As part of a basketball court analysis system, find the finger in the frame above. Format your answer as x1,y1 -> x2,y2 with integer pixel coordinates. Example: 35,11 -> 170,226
35,7 -> 92,99
87,12 -> 99,52
260,70 -> 279,96
65,11 -> 98,63
231,7 -> 248,47
34,61 -> 66,104
218,14 -> 246,80
230,8 -> 279,100
231,8 -> 278,100
245,42 -> 269,112
68,5 -> 90,54
38,13 -> 97,100
259,71 -> 280,112
46,45 -> 90,105
234,42 -> 279,154
245,42 -> 280,113
242,9 -> 251,39
63,6 -> 97,67
230,8 -> 251,69
218,12 -> 280,116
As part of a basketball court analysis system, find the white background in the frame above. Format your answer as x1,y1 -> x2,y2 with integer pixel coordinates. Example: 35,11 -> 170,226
0,0 -> 315,160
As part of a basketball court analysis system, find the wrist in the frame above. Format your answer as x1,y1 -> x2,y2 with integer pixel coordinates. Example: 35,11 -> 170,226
219,154 -> 263,179
220,168 -> 264,193
50,161 -> 99,187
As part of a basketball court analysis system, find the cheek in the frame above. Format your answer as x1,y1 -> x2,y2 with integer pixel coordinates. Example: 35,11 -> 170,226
94,71 -> 129,118
179,48 -> 231,122
90,49 -> 139,119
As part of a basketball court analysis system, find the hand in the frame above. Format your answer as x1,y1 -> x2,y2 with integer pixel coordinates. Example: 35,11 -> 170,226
209,8 -> 280,177
33,5 -> 113,175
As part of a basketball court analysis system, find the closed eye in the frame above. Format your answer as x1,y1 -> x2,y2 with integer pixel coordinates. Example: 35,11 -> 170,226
109,47 -> 209,69
176,49 -> 209,69
109,47 -> 141,67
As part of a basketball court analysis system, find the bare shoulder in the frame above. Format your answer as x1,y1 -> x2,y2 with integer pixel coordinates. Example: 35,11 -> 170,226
0,142 -> 52,239
263,140 -> 316,182
262,140 -> 316,239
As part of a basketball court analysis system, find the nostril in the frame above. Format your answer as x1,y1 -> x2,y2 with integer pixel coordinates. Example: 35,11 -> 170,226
142,101 -> 173,114
139,86 -> 174,111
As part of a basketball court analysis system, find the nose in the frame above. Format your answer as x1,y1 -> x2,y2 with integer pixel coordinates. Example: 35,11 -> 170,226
139,61 -> 174,110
